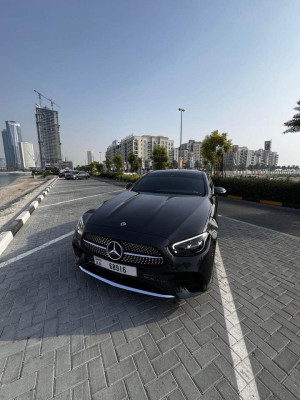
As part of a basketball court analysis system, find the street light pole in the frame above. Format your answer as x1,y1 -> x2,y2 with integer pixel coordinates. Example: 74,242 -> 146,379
178,108 -> 185,169
99,152 -> 102,163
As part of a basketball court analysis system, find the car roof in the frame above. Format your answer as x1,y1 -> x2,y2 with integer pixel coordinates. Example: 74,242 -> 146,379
148,169 -> 206,176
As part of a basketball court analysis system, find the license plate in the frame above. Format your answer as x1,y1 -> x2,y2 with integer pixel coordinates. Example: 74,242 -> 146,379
93,256 -> 137,277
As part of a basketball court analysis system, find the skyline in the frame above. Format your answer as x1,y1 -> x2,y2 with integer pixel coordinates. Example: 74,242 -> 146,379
1,1 -> 300,166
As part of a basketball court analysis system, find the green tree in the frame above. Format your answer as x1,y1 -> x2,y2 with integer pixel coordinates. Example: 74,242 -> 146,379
128,153 -> 142,173
201,130 -> 232,174
194,160 -> 201,170
90,161 -> 97,171
105,156 -> 112,171
113,154 -> 124,172
128,152 -> 140,172
284,100 -> 300,133
170,159 -> 178,169
136,157 -> 142,173
96,162 -> 105,173
152,145 -> 169,170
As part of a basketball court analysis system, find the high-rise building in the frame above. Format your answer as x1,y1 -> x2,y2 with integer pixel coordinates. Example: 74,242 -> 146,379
87,151 -> 94,164
35,105 -> 62,168
0,158 -> 6,169
2,121 -> 23,169
19,142 -> 35,169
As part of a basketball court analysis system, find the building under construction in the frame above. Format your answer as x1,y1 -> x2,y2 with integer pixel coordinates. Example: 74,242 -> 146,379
35,105 -> 62,168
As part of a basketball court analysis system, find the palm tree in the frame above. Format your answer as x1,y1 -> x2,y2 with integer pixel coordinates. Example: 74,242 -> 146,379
284,100 -> 300,133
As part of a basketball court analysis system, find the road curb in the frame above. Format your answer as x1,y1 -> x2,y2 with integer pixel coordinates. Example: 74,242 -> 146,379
224,194 -> 299,209
0,177 -> 58,256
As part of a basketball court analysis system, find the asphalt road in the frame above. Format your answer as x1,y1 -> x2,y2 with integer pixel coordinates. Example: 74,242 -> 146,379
0,177 -> 299,400
218,197 -> 300,238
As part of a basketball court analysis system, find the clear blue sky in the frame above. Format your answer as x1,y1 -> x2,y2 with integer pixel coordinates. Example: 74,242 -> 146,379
1,0 -> 300,166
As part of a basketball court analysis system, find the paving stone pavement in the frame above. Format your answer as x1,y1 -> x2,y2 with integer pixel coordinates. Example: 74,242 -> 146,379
0,178 -> 299,400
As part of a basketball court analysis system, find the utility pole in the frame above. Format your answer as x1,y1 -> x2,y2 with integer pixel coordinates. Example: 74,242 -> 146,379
178,108 -> 185,168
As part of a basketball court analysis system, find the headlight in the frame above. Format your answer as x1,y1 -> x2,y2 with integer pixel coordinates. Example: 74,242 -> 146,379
76,216 -> 84,237
170,232 -> 209,257
75,211 -> 95,237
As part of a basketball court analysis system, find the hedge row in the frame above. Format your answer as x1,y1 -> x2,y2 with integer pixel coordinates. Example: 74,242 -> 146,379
93,172 -> 299,205
95,172 -> 141,183
212,176 -> 300,205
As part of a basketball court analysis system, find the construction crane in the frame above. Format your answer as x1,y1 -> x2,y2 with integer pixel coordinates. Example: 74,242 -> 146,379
34,90 -> 60,110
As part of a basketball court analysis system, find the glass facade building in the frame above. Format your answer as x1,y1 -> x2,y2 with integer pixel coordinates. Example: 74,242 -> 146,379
1,121 -> 23,169
19,141 -> 36,169
35,106 -> 62,168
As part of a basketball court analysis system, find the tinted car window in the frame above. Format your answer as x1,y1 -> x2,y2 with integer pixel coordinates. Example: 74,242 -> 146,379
132,172 -> 206,195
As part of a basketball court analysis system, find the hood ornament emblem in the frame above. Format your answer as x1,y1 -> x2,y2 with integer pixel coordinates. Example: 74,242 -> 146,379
106,241 -> 123,261
120,222 -> 126,226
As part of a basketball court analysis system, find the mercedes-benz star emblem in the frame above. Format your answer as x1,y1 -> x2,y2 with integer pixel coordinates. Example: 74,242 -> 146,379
106,241 -> 123,261
120,222 -> 126,226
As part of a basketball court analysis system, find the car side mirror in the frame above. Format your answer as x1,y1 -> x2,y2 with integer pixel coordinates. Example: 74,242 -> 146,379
125,183 -> 133,190
214,187 -> 226,196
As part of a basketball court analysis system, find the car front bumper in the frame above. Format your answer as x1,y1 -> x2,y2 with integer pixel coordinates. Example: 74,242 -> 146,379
72,230 -> 216,299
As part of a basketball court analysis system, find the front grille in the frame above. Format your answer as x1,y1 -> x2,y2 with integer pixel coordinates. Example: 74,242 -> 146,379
82,233 -> 164,267
85,233 -> 110,247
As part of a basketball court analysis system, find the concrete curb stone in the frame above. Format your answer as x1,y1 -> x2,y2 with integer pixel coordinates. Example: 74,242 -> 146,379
0,177 -> 58,256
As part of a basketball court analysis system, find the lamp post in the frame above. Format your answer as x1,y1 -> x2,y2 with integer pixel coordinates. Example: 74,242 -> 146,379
99,152 -> 102,163
178,108 -> 185,168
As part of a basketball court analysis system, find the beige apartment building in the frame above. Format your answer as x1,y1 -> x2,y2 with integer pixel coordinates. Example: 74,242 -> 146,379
223,144 -> 279,170
174,140 -> 203,168
106,135 -> 174,166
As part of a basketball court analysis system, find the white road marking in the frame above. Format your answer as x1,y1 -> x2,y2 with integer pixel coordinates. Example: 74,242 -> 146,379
51,187 -> 107,194
38,190 -> 123,208
0,231 -> 74,269
215,244 -> 260,399
0,232 -> 14,256
55,183 -> 109,189
218,215 -> 300,240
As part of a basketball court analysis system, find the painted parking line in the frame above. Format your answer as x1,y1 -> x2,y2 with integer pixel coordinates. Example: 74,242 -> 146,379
54,184 -> 108,189
50,187 -> 109,194
0,231 -> 74,269
38,190 -> 123,208
215,244 -> 260,399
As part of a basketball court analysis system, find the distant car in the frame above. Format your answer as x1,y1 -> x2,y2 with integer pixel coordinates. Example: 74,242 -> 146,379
64,170 -> 76,179
59,169 -> 70,177
66,171 -> 90,180
73,169 -> 226,298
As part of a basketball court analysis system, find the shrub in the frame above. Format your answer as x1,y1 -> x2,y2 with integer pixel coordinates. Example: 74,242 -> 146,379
95,172 -> 142,183
212,176 -> 300,205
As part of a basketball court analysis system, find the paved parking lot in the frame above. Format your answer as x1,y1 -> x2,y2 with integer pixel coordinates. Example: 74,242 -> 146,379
0,178 -> 299,400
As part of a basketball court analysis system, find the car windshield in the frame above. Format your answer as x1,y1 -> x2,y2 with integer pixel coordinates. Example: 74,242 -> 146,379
132,172 -> 206,196
72,171 -> 79,175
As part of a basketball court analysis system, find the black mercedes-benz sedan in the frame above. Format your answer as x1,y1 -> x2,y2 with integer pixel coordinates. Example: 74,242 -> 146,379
72,170 -> 226,298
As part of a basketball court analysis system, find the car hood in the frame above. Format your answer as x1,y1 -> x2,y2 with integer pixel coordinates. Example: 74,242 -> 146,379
85,190 -> 211,243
